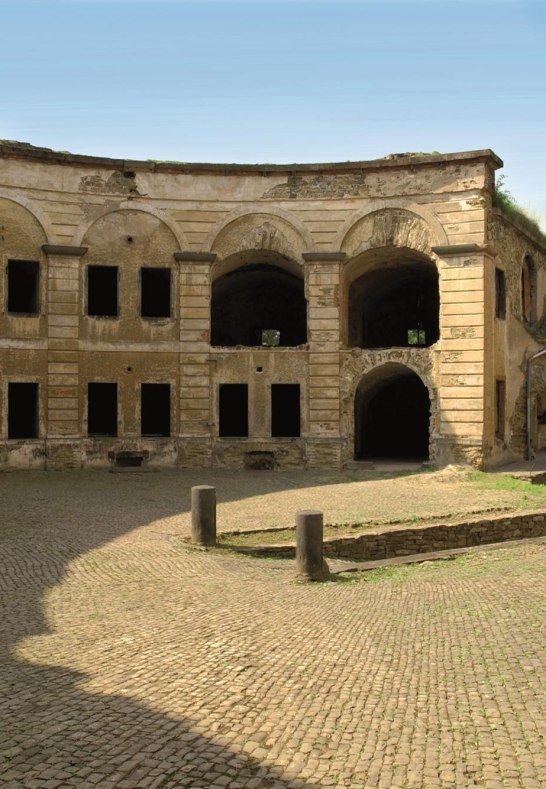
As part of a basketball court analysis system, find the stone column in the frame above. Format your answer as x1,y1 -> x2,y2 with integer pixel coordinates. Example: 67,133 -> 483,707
191,485 -> 217,546
43,244 -> 87,470
432,243 -> 490,468
175,252 -> 216,467
296,510 -> 330,581
303,252 -> 345,468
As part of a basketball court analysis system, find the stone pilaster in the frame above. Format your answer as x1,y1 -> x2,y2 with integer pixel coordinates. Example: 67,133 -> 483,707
433,243 -> 490,468
43,245 -> 87,469
303,252 -> 345,468
175,252 -> 215,467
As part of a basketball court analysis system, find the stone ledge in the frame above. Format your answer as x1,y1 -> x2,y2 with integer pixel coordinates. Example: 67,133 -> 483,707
235,510 -> 546,562
432,243 -> 495,257
173,252 -> 217,263
302,252 -> 347,263
0,140 -> 503,174
42,245 -> 88,257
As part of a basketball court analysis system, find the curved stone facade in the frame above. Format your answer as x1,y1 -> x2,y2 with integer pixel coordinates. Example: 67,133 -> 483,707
0,142 -> 543,470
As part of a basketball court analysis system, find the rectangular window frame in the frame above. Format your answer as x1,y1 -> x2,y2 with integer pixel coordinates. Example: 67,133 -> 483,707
7,381 -> 39,439
87,382 -> 118,437
495,268 -> 506,320
140,267 -> 172,319
140,382 -> 171,437
218,383 -> 249,438
7,259 -> 40,316
271,383 -> 301,438
86,265 -> 120,318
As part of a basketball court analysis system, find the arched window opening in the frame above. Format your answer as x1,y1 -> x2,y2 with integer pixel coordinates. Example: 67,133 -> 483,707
211,263 -> 307,347
521,254 -> 537,324
354,366 -> 430,460
348,258 -> 439,349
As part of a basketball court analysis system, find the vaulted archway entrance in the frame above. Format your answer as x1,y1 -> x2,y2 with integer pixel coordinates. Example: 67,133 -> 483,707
354,364 -> 430,460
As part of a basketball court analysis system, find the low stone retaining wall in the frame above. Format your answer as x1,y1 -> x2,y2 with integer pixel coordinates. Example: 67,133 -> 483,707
239,511 -> 546,561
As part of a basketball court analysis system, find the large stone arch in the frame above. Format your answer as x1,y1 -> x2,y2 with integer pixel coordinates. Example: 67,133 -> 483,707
341,352 -> 440,463
209,212 -> 309,347
340,208 -> 442,350
0,195 -> 49,256
209,210 -> 310,278
337,203 -> 448,257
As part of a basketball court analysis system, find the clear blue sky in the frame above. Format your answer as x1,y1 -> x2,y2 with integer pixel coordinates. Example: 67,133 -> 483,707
2,0 -> 545,227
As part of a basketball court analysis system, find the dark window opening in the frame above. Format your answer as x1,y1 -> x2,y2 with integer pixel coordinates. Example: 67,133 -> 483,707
355,370 -> 429,460
7,260 -> 39,314
495,379 -> 505,440
87,266 -> 118,317
521,255 -> 537,324
495,268 -> 506,319
141,268 -> 171,318
141,383 -> 171,437
211,264 -> 307,347
271,384 -> 301,437
348,261 -> 439,349
88,383 -> 117,436
219,384 -> 248,437
8,382 -> 38,439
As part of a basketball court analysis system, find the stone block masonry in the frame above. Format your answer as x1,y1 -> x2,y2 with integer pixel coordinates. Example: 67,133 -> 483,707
0,142 -> 544,470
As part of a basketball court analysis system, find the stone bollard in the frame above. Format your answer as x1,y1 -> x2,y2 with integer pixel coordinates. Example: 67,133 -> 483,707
296,510 -> 330,581
191,485 -> 217,546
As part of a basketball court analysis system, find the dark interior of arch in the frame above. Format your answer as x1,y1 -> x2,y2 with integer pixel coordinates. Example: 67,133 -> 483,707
349,261 -> 439,348
355,370 -> 430,460
211,264 -> 307,347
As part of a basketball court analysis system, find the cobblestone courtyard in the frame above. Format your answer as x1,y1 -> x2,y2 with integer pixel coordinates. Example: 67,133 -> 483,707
0,470 -> 545,788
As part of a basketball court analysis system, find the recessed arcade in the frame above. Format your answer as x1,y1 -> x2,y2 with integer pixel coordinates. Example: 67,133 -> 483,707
345,247 -> 439,349
211,251 -> 307,347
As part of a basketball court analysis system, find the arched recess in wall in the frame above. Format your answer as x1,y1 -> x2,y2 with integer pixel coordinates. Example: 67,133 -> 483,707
354,363 -> 431,460
80,208 -> 182,264
210,213 -> 308,347
0,195 -> 49,256
521,253 -> 537,325
341,208 -> 440,349
80,209 -> 182,320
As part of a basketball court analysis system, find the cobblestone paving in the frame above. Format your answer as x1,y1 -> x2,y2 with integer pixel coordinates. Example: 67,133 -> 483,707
0,475 -> 545,788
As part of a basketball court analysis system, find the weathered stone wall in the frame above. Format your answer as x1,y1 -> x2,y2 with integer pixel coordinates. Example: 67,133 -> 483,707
243,511 -> 546,561
0,142 -> 524,470
486,209 -> 546,465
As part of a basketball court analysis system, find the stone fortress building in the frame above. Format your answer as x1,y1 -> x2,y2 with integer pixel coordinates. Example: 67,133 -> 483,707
0,141 -> 545,471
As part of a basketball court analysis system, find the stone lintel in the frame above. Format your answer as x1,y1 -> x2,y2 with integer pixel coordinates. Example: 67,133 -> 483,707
432,244 -> 495,258
42,244 -> 88,257
174,252 -> 217,263
302,252 -> 347,263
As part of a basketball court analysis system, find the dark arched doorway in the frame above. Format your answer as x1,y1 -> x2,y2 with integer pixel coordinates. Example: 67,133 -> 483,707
355,365 -> 430,460
211,262 -> 307,347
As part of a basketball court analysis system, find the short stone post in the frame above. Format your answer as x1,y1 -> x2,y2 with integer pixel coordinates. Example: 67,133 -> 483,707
296,510 -> 330,581
191,485 -> 217,546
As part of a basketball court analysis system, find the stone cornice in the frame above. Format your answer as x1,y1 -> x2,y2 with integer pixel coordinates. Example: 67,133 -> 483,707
431,243 -> 496,258
302,252 -> 347,263
173,252 -> 217,263
0,140 -> 503,174
42,244 -> 88,257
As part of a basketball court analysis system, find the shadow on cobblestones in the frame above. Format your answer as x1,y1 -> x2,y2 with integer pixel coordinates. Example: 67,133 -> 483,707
0,472 -> 319,787
0,655 -> 309,787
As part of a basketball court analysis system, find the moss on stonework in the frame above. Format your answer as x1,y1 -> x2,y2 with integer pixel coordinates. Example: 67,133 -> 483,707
493,175 -> 545,244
